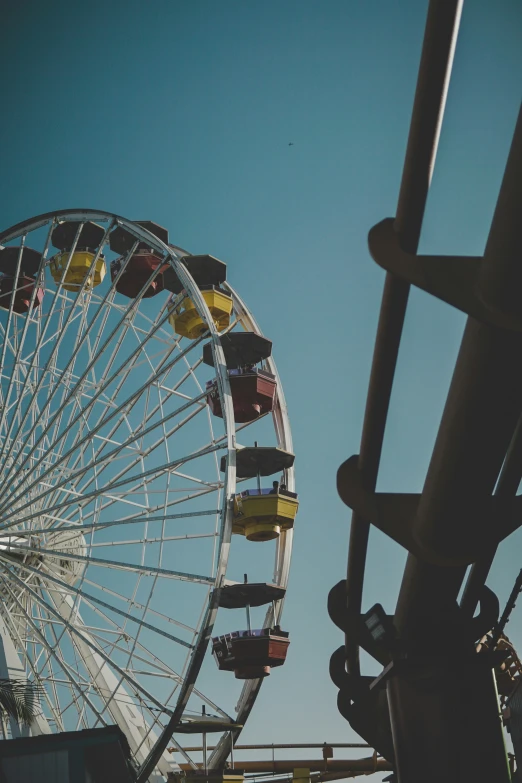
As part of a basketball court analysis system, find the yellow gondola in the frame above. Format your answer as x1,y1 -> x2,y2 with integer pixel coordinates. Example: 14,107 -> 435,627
169,286 -> 233,339
50,220 -> 107,292
50,251 -> 106,291
233,485 -> 299,542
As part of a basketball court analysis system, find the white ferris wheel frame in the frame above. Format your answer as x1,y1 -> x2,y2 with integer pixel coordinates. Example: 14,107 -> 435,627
0,210 -> 295,782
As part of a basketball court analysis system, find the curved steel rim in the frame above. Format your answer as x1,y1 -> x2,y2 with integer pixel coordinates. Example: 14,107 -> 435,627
206,282 -> 295,770
1,209 -> 236,779
0,209 -> 295,780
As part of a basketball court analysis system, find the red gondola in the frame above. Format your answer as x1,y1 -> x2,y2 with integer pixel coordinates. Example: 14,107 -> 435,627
206,368 -> 277,423
109,221 -> 170,299
0,247 -> 45,314
0,275 -> 45,314
111,252 -> 169,299
212,627 -> 290,679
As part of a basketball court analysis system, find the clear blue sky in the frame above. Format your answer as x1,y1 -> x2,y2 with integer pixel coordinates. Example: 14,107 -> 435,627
1,0 -> 521,777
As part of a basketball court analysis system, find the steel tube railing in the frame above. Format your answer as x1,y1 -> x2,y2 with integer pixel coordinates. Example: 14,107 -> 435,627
395,99 -> 522,635
345,0 -> 463,674
459,102 -> 522,616
177,758 -> 392,774
176,743 -> 370,752
461,412 -> 522,616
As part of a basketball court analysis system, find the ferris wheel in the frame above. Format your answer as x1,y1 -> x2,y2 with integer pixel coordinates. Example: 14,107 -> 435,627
0,210 -> 297,781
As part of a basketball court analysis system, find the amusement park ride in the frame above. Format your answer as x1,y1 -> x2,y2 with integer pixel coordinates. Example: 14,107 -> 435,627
327,0 -> 522,781
0,210 -> 302,781
0,1 -> 520,782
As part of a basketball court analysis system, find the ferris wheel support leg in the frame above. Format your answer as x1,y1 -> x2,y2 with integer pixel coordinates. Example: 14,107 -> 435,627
0,614 -> 51,738
47,588 -> 177,781
385,657 -> 510,783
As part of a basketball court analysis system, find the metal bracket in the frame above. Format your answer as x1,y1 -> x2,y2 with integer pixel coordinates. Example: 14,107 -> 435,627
328,581 -> 394,665
337,455 -> 522,566
368,218 -> 522,332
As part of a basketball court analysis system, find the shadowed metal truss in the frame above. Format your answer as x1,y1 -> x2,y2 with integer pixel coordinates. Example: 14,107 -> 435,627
329,1 -> 522,781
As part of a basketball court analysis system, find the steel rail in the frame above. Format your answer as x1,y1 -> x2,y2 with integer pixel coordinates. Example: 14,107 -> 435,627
177,759 -> 392,774
344,0 -> 463,674
394,99 -> 522,637
459,104 -> 522,618
179,743 -> 371,752
206,283 -> 296,770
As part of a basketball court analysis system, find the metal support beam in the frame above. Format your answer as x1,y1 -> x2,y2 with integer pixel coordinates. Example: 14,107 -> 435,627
344,0 -> 463,675
336,0 -> 522,779
396,98 -> 522,635
387,659 -> 510,782
386,57 -> 522,783
177,758 -> 392,774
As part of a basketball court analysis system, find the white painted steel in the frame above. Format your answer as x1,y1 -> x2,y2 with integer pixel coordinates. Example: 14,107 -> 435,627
207,283 -> 295,770
0,210 -> 295,782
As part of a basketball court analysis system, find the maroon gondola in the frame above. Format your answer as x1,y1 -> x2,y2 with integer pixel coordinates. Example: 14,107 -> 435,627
109,221 -> 170,299
0,275 -> 45,314
212,627 -> 290,679
206,368 -> 277,423
111,252 -> 169,299
0,246 -> 45,314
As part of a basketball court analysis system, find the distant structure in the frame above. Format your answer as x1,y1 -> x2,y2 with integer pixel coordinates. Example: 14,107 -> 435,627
0,726 -> 135,782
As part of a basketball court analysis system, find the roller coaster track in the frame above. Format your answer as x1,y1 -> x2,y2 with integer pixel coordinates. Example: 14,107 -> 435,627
328,1 -> 522,781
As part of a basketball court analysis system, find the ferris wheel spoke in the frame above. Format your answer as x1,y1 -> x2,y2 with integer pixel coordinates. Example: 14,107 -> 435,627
62,405 -> 209,516
3,564 -> 179,719
33,601 -> 86,731
0,250 -> 170,495
0,230 -> 50,444
2,559 -> 203,718
5,388 -> 209,518
67,325 -> 198,463
50,387 -> 209,506
3,455 -> 223,539
42,299 -> 151,471
80,577 -> 198,635
14,508 -> 220,537
89,533 -> 217,547
0,591 -> 65,731
52,481 -> 225,535
100,567 -> 162,720
1,435 -> 223,530
0,220 -> 97,472
63,412 -> 210,521
0,572 -> 108,728
0,543 -> 214,584
30,561 -> 196,648
7,342 -> 166,508
43,308 -> 102,469
0,321 -> 202,510
0,293 -> 144,498
75,391 -> 226,503
1,219 -> 115,458
33,581 -> 185,680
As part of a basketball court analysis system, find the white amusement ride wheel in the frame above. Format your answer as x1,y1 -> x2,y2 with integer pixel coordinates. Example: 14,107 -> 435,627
0,210 -> 296,782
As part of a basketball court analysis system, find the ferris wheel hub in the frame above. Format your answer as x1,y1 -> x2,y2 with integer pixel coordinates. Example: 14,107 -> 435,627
0,529 -> 87,587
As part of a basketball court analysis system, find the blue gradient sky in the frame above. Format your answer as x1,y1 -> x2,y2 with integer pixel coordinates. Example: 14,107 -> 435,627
1,0 -> 522,777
